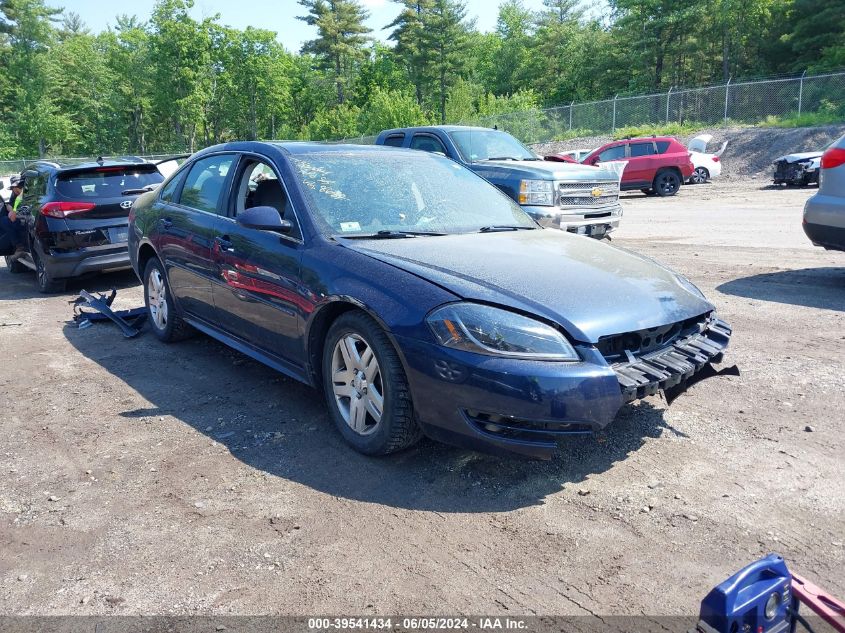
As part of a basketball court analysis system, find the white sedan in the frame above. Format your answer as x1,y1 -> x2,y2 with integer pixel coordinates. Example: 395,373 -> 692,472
687,134 -> 727,184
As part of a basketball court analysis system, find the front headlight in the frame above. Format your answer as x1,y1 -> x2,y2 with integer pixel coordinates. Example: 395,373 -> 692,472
518,179 -> 554,206
426,303 -> 579,361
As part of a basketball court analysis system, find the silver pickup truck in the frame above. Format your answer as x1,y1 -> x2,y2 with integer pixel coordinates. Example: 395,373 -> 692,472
374,125 -> 626,238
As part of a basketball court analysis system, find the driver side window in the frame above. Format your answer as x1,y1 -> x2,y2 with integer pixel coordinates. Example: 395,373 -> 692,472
234,159 -> 300,239
597,145 -> 626,162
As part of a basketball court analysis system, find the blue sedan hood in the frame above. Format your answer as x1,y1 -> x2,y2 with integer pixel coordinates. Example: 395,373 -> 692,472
342,230 -> 713,343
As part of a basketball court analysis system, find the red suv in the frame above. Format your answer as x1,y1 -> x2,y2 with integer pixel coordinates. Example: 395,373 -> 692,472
582,137 -> 694,196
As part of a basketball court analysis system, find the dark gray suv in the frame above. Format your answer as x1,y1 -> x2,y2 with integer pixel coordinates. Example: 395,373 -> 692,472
3,158 -> 163,292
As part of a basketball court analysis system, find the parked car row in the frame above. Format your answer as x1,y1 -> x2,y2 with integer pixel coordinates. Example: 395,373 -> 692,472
546,133 -> 727,191
0,129 -> 728,297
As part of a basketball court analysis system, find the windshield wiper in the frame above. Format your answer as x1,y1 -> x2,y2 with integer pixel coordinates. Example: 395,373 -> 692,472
342,229 -> 446,239
484,156 -> 520,161
121,185 -> 158,195
478,225 -> 537,232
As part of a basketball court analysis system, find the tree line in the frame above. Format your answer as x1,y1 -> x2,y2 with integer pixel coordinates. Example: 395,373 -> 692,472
0,0 -> 842,160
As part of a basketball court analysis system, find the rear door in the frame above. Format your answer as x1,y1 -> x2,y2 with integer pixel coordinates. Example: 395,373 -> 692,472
52,164 -> 164,250
156,153 -> 236,323
627,141 -> 658,188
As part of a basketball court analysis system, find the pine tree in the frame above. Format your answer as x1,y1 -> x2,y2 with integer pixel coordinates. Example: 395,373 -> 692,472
297,0 -> 371,105
421,0 -> 472,123
387,0 -> 433,106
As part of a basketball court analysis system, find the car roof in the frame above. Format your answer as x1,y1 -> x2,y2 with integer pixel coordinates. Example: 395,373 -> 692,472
191,140 -> 434,158
617,136 -> 678,143
30,157 -> 152,172
379,125 -> 494,136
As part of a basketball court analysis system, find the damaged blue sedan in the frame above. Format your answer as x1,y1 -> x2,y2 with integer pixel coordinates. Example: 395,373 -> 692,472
129,142 -> 731,459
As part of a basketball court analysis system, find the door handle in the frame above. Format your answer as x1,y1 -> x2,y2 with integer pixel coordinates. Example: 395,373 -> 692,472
159,217 -> 173,229
215,235 -> 234,252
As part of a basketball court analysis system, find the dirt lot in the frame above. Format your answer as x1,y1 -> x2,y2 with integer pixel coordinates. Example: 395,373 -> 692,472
1,177 -> 843,617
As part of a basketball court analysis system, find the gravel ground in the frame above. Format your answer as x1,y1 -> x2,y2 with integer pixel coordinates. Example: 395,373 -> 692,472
0,176 -> 843,617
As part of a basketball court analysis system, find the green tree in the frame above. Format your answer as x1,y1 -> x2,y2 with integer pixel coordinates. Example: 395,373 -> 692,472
305,102 -> 361,140
102,15 -> 153,153
149,0 -> 217,151
351,42 -> 414,107
47,31 -> 114,154
419,0 -> 472,123
358,86 -> 429,134
387,0 -> 433,105
0,0 -> 70,156
607,0 -> 705,91
490,0 -> 534,95
298,0 -> 371,105
783,0 -> 845,71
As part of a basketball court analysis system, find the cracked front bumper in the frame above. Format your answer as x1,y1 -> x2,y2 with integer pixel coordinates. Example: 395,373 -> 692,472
612,316 -> 732,403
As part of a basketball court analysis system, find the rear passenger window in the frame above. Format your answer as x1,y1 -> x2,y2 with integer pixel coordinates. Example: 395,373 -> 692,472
630,142 -> 655,157
382,135 -> 405,148
597,145 -> 626,162
160,171 -> 186,202
178,155 -> 235,214
656,141 -> 671,154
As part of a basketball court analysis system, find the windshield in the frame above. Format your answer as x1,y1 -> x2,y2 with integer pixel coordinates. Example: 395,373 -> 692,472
289,151 -> 536,237
449,130 -> 537,162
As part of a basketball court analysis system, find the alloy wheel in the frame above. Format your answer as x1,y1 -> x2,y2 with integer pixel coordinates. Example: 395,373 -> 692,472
147,268 -> 169,331
657,172 -> 679,194
331,333 -> 384,436
692,167 -> 708,183
36,257 -> 47,287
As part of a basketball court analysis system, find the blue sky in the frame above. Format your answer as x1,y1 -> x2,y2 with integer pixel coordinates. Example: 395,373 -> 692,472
60,0 -> 552,52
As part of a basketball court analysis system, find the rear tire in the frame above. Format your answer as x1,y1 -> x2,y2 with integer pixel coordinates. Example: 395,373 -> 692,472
690,167 -> 709,184
143,257 -> 193,342
322,311 -> 422,456
4,255 -> 26,274
653,170 -> 681,197
33,250 -> 66,293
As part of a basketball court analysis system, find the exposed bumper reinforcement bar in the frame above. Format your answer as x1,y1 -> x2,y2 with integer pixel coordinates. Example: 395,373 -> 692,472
612,317 -> 733,403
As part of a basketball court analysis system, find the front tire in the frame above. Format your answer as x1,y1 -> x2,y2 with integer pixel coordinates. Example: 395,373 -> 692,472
653,170 -> 681,196
322,311 -> 422,456
4,255 -> 26,274
143,257 -> 193,342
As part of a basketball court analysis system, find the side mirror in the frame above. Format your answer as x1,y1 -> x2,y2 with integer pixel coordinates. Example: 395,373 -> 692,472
237,206 -> 292,234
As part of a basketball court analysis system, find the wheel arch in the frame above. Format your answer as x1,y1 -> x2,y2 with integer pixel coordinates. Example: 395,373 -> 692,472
136,241 -> 158,280
655,165 -> 683,180
305,298 -> 413,390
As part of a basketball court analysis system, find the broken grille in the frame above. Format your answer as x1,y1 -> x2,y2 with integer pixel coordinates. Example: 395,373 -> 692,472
602,315 -> 732,403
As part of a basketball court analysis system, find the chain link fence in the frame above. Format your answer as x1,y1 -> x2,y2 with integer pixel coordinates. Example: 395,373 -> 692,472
466,69 -> 845,144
